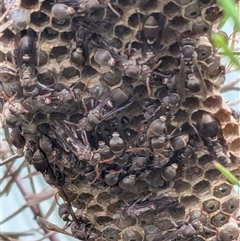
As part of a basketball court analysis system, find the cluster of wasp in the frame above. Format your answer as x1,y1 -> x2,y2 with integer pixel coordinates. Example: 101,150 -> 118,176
1,0 -> 240,241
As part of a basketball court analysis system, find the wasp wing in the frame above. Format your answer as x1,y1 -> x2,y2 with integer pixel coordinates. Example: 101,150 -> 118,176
37,216 -> 73,237
177,58 -> 186,102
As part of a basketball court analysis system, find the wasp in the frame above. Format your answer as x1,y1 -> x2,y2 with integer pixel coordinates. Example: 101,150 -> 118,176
78,86 -> 135,131
178,37 -> 208,102
14,29 -> 38,96
52,0 -> 121,20
125,192 -> 178,218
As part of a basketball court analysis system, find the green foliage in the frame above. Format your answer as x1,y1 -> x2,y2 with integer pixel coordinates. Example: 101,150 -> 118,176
212,33 -> 240,69
213,0 -> 240,70
217,0 -> 240,31
213,161 -> 240,187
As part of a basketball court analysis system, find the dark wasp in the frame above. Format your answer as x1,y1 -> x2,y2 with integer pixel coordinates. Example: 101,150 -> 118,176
52,0 -> 121,20
150,133 -> 189,156
59,189 -> 97,240
120,56 -> 162,96
39,135 -> 59,164
23,139 -> 49,174
153,89 -> 181,121
93,39 -> 161,96
147,116 -> 190,156
71,26 -> 92,66
49,82 -> 85,111
156,209 -> 216,241
77,85 -> 135,131
39,134 -> 79,172
22,93 -> 52,114
178,37 -> 208,102
38,189 -> 97,240
19,128 -> 49,174
198,113 -> 231,166
0,64 -> 20,97
2,99 -> 29,128
23,81 -> 85,114
49,121 -> 92,161
14,29 -> 38,97
125,192 -> 178,218
9,125 -> 26,149
71,217 -> 97,241
49,121 -> 116,184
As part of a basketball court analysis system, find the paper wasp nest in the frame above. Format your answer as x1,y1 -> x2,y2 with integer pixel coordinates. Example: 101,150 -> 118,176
0,0 -> 240,240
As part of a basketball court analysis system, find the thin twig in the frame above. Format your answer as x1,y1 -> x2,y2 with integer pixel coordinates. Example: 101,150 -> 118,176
229,98 -> 240,107
35,231 -> 58,241
0,151 -> 23,166
221,86 -> 240,93
230,30 -> 237,50
220,77 -> 240,93
8,166 -> 60,241
0,204 -> 28,224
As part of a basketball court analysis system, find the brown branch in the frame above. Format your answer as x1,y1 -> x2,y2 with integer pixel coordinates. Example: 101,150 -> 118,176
220,77 -> 240,93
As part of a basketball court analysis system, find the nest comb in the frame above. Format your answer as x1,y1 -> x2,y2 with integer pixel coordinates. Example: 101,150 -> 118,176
0,0 -> 240,241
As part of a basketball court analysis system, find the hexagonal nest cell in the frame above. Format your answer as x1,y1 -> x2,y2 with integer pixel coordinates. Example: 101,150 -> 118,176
0,0 -> 239,241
